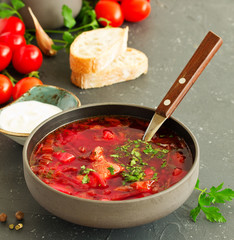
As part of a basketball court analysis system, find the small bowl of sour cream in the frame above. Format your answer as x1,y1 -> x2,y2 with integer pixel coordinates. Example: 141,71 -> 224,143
0,85 -> 81,145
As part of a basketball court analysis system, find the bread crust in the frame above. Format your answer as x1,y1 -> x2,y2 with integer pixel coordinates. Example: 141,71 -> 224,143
70,27 -> 128,74
71,48 -> 148,89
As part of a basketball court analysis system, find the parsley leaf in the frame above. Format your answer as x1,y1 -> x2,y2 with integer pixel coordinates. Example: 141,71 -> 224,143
0,0 -> 24,19
190,206 -> 201,222
209,183 -> 234,203
11,0 -> 24,11
62,5 -> 76,29
190,179 -> 234,223
201,206 -> 226,223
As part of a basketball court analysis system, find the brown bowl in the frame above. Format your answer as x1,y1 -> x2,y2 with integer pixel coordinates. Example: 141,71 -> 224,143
23,103 -> 199,228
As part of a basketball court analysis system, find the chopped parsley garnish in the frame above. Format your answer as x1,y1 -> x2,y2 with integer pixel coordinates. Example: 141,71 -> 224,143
110,139 -> 171,184
107,166 -> 115,175
152,173 -> 158,180
80,165 -> 96,175
161,159 -> 167,168
157,153 -> 165,159
80,165 -> 95,184
110,154 -> 120,158
82,174 -> 90,184
122,165 -> 145,184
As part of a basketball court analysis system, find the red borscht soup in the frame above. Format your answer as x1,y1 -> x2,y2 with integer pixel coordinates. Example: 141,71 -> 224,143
30,116 -> 193,201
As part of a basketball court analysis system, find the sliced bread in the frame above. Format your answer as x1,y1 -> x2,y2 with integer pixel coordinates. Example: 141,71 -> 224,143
70,27 -> 128,74
71,48 -> 148,89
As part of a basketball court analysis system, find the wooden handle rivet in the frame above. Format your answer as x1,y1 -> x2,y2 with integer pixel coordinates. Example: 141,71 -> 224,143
164,99 -> 171,106
179,77 -> 186,84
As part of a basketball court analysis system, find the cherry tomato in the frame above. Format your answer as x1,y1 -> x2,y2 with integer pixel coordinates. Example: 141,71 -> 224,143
0,32 -> 26,53
95,1 -> 124,27
12,45 -> 43,74
0,16 -> 25,36
12,77 -> 43,100
0,18 -> 7,34
121,0 -> 151,22
0,43 -> 12,71
99,0 -> 121,1
0,74 -> 13,104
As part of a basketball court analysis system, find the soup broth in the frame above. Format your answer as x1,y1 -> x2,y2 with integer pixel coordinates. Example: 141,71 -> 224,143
30,115 -> 193,201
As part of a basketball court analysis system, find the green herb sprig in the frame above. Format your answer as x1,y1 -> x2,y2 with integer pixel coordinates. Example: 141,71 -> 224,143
190,179 -> 234,223
0,0 -> 24,20
50,1 -> 102,52
0,0 -> 109,51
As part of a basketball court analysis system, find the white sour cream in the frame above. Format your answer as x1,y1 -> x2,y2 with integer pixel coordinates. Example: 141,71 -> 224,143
0,100 -> 62,134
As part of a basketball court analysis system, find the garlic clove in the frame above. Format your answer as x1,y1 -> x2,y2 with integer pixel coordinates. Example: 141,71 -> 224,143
28,7 -> 57,56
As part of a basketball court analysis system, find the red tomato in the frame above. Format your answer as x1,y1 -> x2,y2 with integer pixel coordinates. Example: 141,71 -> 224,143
121,0 -> 151,22
12,77 -> 43,100
0,16 -> 25,36
0,74 -> 13,104
0,32 -> 26,53
0,43 -> 12,71
0,18 -> 7,34
95,1 -> 124,27
12,45 -> 43,74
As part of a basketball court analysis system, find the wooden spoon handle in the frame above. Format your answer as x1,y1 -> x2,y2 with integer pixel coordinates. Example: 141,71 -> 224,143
155,31 -> 223,118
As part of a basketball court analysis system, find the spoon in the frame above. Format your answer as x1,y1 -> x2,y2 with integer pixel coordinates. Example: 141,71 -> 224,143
143,31 -> 223,142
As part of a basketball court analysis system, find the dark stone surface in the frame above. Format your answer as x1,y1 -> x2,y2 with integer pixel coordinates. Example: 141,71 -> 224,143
0,0 -> 233,239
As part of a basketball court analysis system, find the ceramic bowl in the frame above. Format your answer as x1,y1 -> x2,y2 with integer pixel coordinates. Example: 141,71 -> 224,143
23,103 -> 199,228
18,0 -> 83,29
0,85 -> 81,145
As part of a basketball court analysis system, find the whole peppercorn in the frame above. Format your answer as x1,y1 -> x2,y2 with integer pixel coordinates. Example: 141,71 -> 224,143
0,213 -> 7,222
15,211 -> 24,220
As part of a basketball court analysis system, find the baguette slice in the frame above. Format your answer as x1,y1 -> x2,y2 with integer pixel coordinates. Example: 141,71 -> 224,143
71,48 -> 148,89
70,27 -> 128,74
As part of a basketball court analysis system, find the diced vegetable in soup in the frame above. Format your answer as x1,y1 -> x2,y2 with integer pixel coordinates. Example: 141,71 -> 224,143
30,116 -> 193,201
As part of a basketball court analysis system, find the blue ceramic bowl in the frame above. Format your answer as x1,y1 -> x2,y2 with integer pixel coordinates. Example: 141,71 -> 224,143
0,85 -> 81,145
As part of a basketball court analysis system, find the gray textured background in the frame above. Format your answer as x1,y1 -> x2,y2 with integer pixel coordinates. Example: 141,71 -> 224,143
0,0 -> 233,239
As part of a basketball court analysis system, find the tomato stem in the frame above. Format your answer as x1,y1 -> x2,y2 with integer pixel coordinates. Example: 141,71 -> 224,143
2,70 -> 17,86
52,39 -> 67,43
27,20 -> 100,35
28,71 -> 40,78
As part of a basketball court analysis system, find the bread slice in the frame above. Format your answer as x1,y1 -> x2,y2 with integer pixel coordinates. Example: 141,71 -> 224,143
70,27 -> 128,74
71,48 -> 148,89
